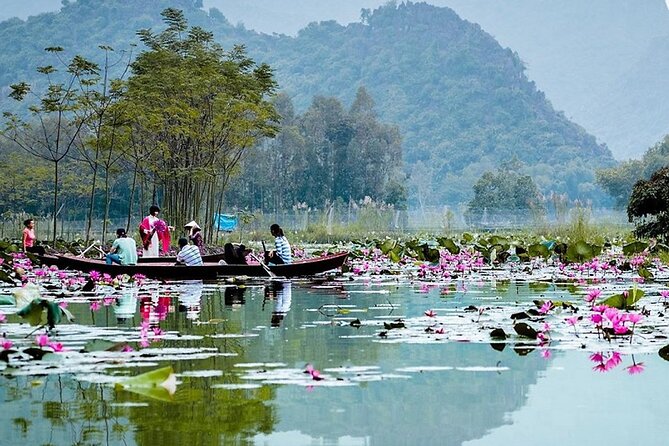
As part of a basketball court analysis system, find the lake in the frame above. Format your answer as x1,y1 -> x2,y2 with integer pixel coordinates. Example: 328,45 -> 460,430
0,277 -> 667,445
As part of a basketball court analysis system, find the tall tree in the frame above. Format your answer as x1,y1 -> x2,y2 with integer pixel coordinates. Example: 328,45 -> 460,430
2,47 -> 99,243
120,8 -> 279,235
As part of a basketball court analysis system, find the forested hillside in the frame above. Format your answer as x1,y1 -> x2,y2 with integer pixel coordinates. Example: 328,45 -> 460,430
0,0 -> 616,208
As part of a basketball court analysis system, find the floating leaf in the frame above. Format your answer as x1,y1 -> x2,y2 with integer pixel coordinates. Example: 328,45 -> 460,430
83,339 -> 127,352
638,267 -> 654,280
13,284 -> 41,309
490,328 -> 507,339
0,295 -> 16,306
437,237 -> 460,254
115,366 -> 177,402
659,345 -> 669,361
528,243 -> 550,259
623,241 -> 648,256
0,270 -> 16,285
600,288 -> 645,309
513,322 -> 538,339
16,299 -> 45,326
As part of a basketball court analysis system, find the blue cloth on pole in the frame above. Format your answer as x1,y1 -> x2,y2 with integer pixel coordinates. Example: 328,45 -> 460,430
215,214 -> 238,232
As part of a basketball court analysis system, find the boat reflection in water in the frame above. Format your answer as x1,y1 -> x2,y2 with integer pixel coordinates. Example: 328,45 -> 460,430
263,281 -> 292,327
177,280 -> 204,321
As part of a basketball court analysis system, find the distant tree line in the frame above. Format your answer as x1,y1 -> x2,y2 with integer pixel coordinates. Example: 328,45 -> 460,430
225,87 -> 406,212
0,8 -> 405,242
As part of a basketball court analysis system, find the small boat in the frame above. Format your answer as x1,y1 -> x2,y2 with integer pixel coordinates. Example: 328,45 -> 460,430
39,252 -> 349,280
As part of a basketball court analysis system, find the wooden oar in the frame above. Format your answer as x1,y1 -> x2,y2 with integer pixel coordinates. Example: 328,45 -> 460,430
250,253 -> 277,278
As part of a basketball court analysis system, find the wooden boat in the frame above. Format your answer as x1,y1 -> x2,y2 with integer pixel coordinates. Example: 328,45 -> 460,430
38,252 -> 349,280
137,253 -> 226,263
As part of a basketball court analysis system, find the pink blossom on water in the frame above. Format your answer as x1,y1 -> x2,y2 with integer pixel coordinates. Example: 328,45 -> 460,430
1,339 -> 13,350
103,297 -> 115,306
627,313 -> 644,325
58,301 -> 68,309
585,289 -> 601,303
89,301 -> 101,311
424,309 -> 437,317
540,349 -> 552,359
89,271 -> 101,281
539,300 -> 554,314
35,334 -> 49,347
139,339 -> 151,348
660,290 -> 669,300
152,327 -> 163,336
0,313 -> 6,323
590,314 -> 603,325
566,316 -> 579,326
48,342 -> 65,352
122,345 -> 134,352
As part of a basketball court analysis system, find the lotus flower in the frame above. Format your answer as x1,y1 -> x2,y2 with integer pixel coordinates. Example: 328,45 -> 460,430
48,342 -> 65,352
539,300 -> 554,315
89,271 -> 101,281
35,334 -> 49,347
424,309 -> 437,317
1,339 -> 13,350
90,301 -> 101,311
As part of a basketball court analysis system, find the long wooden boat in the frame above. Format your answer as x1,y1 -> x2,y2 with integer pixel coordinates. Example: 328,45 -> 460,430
38,252 -> 348,280
137,253 -> 226,263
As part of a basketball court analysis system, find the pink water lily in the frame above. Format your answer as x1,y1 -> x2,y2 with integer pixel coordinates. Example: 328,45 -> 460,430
626,362 -> 645,375
89,301 -> 101,311
1,339 -> 13,350
424,309 -> 437,318
585,288 -> 601,303
48,342 -> 65,352
58,301 -> 68,309
35,334 -> 49,347
89,271 -> 101,281
0,313 -> 6,323
539,300 -> 554,315
122,345 -> 134,352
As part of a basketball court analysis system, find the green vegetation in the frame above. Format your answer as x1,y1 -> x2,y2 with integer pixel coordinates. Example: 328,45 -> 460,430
597,135 -> 669,208
627,166 -> 669,241
466,158 -> 544,225
225,88 -> 405,212
0,0 -> 617,214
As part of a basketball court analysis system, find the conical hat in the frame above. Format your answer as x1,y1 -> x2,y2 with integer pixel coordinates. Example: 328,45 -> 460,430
184,220 -> 200,229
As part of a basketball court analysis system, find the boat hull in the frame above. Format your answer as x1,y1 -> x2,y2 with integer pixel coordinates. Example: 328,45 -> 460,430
39,253 -> 348,280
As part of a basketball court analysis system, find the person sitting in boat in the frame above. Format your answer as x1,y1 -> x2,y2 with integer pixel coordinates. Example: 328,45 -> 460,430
184,220 -> 205,254
223,242 -> 250,265
106,228 -> 138,265
265,223 -> 292,265
175,237 -> 203,266
22,218 -> 46,256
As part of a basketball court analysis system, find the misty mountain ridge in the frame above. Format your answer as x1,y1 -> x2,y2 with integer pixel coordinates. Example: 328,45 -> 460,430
0,0 -> 615,206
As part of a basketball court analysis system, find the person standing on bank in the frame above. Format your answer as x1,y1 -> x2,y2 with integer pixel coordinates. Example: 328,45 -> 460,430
139,206 -> 170,258
22,218 -> 45,255
176,237 -> 203,266
106,228 -> 138,265
265,224 -> 291,265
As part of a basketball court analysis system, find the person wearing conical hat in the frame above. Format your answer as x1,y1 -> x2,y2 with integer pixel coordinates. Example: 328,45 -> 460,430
184,221 -> 204,253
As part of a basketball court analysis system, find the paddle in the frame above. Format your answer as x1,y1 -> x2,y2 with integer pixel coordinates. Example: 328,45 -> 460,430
250,253 -> 277,278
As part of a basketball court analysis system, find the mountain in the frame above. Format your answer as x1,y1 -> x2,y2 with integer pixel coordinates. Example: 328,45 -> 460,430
205,0 -> 669,160
0,0 -> 615,206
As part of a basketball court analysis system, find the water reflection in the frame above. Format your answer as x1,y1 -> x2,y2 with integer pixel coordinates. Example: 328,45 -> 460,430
177,280 -> 203,321
224,285 -> 247,307
1,281 -> 667,445
264,281 -> 292,327
114,289 -> 138,324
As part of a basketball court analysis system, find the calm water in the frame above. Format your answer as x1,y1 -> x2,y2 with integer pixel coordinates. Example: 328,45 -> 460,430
0,279 -> 667,445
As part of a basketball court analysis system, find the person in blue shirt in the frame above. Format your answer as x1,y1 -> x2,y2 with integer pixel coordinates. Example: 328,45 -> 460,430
106,228 -> 138,265
265,224 -> 291,265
